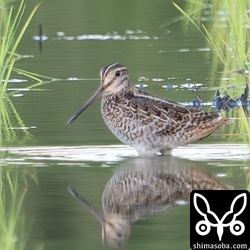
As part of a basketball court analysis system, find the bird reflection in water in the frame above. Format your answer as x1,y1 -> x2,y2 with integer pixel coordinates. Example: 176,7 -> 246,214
68,157 -> 229,247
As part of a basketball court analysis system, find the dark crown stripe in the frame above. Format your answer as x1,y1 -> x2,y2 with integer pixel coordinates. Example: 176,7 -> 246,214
101,63 -> 126,80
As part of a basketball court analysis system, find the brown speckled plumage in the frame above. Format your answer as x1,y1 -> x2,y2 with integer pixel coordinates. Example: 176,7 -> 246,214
68,63 -> 231,156
68,158 -> 229,246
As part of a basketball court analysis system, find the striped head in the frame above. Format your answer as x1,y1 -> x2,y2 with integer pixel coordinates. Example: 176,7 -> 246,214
67,63 -> 129,125
100,63 -> 129,94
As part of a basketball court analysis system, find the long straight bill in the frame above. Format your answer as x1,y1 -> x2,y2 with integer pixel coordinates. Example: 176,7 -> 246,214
67,84 -> 104,126
68,185 -> 104,223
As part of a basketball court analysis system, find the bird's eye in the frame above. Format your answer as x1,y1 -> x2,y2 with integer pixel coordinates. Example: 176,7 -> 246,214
115,70 -> 122,77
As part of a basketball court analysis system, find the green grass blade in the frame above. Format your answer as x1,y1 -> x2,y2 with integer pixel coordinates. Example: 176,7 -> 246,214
9,2 -> 41,58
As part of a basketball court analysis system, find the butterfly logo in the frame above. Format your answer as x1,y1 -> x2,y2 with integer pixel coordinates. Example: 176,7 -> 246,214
193,193 -> 247,241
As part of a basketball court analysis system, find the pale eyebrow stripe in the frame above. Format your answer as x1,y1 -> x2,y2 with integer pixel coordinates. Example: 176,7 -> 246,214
102,63 -> 119,79
102,63 -> 127,80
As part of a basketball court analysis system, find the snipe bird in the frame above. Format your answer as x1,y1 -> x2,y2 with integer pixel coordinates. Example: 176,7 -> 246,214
67,63 -> 231,156
68,157 -> 229,246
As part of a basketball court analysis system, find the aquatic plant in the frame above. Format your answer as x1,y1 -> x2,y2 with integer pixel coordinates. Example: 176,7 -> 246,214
0,163 -> 40,250
0,0 -> 40,146
0,1 -> 40,248
173,0 -> 250,193
174,0 -> 250,145
0,167 -> 28,250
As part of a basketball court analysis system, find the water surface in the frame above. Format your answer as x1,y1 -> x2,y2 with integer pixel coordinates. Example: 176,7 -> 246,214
1,0 -> 249,249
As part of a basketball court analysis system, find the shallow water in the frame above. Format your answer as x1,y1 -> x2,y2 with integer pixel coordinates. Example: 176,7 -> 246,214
1,145 -> 249,249
1,0 -> 250,249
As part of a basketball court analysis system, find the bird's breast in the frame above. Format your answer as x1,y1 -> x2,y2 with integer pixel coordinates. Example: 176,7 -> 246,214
101,95 -> 134,126
100,94 -> 147,145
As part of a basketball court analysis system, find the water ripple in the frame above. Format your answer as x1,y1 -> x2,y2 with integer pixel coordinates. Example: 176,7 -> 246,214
0,144 -> 249,163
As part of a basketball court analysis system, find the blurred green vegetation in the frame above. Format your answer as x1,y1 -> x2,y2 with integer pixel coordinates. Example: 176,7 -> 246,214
0,0 -> 40,146
174,0 -> 250,145
0,1 -> 40,249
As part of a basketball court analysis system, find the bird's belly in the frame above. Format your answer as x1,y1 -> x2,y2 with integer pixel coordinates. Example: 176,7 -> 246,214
101,101 -> 164,148
102,112 -> 146,146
